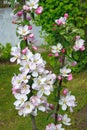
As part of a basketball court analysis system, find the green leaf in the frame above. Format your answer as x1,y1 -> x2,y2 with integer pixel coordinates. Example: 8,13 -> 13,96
20,40 -> 27,50
46,111 -> 54,121
11,0 -> 15,8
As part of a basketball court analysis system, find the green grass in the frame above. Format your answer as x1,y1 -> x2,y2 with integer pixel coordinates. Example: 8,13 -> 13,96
0,64 -> 87,130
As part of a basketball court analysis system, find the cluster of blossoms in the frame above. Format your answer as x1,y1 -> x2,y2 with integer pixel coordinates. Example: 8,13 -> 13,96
59,89 -> 76,112
46,123 -> 65,130
73,36 -> 85,51
11,0 -> 43,49
46,88 -> 76,129
55,13 -> 68,25
46,112 -> 71,130
11,1 -> 86,129
10,45 -> 56,116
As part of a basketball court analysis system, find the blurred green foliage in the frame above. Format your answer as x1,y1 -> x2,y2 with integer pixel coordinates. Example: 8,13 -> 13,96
0,43 -> 11,62
35,0 -> 87,72
36,0 -> 87,42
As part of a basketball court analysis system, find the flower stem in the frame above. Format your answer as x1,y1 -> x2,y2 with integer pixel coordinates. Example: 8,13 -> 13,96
30,115 -> 37,130
55,56 -> 65,124
55,79 -> 62,124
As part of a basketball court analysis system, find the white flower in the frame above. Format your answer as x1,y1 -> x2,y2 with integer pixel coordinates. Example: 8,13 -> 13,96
23,101 -> 35,116
73,38 -> 85,51
32,75 -> 54,97
56,124 -> 65,130
19,73 -> 31,84
60,67 -> 71,77
19,60 -> 36,74
62,114 -> 71,126
17,25 -> 30,36
21,48 -> 33,61
66,92 -> 76,112
59,92 -> 76,111
26,0 -> 39,10
20,83 -> 30,94
46,123 -> 56,130
59,96 -> 67,110
46,123 -> 65,130
10,46 -> 21,64
31,53 -> 43,65
18,101 -> 35,117
11,74 -> 22,89
51,43 -> 63,53
14,93 -> 27,107
30,96 -> 41,106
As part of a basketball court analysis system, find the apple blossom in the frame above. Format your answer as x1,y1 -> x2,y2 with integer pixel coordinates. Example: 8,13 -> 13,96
14,93 -> 27,107
10,2 -> 80,128
62,114 -> 71,126
26,0 -> 39,10
56,124 -> 65,130
10,46 -> 21,64
23,5 -> 30,11
59,91 -> 76,111
73,38 -> 85,51
51,43 -> 63,54
46,123 -> 56,130
20,83 -> 30,94
60,67 -> 71,77
55,17 -> 67,25
46,123 -> 65,130
17,25 -> 30,36
18,101 -> 35,117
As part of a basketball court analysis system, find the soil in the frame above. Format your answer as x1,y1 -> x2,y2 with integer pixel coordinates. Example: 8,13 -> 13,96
76,105 -> 87,130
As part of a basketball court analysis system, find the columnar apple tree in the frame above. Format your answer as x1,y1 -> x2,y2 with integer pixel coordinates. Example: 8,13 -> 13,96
10,0 -> 85,130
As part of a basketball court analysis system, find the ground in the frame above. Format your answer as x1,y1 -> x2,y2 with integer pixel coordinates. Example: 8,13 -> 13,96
76,105 -> 87,130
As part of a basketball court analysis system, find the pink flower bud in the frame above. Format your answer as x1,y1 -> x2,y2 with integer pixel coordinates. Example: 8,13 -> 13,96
58,115 -> 62,121
26,16 -> 32,21
63,89 -> 68,95
80,46 -> 85,51
22,47 -> 28,54
64,13 -> 68,19
71,61 -> 77,66
54,52 -> 59,57
32,46 -> 38,51
29,33 -> 34,38
48,53 -> 53,57
49,104 -> 55,110
35,6 -> 43,15
23,5 -> 30,11
61,48 -> 66,53
28,25 -> 32,30
17,11 -> 23,17
76,35 -> 80,40
68,73 -> 73,81
58,75 -> 62,80
12,88 -> 16,94
23,36 -> 27,41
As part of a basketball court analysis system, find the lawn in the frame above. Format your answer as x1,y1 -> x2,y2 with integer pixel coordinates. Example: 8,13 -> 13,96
0,64 -> 87,130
